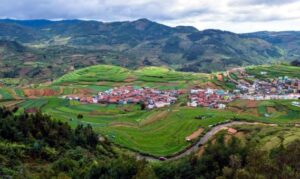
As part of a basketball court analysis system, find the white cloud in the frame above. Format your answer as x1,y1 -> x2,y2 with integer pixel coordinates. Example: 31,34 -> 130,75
0,0 -> 300,32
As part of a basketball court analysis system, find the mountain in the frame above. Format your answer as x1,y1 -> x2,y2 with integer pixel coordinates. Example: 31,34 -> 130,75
242,31 -> 300,60
0,18 -> 295,83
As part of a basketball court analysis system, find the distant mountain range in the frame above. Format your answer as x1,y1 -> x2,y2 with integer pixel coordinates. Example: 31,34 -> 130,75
0,18 -> 299,83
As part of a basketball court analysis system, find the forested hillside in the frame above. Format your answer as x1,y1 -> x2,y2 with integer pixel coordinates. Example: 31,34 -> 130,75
0,19 -> 295,83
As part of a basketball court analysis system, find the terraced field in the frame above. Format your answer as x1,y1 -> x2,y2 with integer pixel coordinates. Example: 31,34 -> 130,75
53,65 -> 209,90
246,64 -> 300,79
55,65 -> 131,84
1,97 -> 299,156
0,64 -> 299,157
0,88 -> 26,100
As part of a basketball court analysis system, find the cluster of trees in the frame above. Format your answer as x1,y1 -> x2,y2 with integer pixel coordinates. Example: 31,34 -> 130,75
291,60 -> 300,66
154,133 -> 300,179
0,107 -> 98,149
0,107 -> 299,178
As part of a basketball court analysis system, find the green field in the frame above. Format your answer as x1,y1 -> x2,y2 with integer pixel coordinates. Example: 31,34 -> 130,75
0,96 -> 298,157
246,64 -> 300,79
233,125 -> 300,151
53,65 -> 209,90
0,64 -> 299,156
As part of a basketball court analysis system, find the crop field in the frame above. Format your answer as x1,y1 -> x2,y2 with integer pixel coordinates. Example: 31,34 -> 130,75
0,97 -> 298,157
0,64 -> 299,157
228,99 -> 300,123
246,65 -> 300,79
55,65 -> 131,84
233,125 -> 300,151
0,88 -> 27,100
0,88 -> 13,99
53,65 -> 209,90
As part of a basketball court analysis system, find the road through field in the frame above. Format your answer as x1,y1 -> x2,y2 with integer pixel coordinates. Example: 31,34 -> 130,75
136,121 -> 276,162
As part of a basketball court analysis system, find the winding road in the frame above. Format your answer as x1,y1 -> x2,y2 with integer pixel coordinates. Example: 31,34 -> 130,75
136,121 -> 276,162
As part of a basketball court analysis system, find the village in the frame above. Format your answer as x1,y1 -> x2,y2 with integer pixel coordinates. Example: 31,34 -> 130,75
187,89 -> 236,109
63,86 -> 182,109
62,71 -> 300,110
235,75 -> 300,100
186,71 -> 300,108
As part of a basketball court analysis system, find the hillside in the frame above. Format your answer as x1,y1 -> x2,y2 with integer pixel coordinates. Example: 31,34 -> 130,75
55,65 -> 208,82
242,31 -> 300,61
0,19 -> 293,83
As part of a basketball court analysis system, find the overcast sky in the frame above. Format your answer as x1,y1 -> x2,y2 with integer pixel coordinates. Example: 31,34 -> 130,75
1,0 -> 300,32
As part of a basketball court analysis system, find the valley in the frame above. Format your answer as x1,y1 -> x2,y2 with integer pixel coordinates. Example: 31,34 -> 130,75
2,1 -> 300,177
0,64 -> 299,158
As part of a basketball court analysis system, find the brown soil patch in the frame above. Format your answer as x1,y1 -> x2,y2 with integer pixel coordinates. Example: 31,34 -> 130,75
247,108 -> 260,117
78,89 -> 93,95
196,146 -> 205,157
24,89 -> 60,97
186,128 -> 204,141
227,107 -> 244,114
234,132 -> 245,139
96,81 -> 108,85
124,77 -> 137,82
198,82 -> 219,89
267,107 -> 277,113
245,100 -> 258,108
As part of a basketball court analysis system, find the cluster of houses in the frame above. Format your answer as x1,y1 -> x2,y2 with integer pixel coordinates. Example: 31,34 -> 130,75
63,86 -> 182,109
187,89 -> 236,109
62,72 -> 300,110
236,76 -> 300,100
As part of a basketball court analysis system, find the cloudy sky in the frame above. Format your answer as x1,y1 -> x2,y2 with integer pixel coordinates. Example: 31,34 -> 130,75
1,0 -> 300,32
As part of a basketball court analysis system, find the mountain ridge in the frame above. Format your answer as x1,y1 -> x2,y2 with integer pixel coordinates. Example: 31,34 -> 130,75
0,18 -> 298,83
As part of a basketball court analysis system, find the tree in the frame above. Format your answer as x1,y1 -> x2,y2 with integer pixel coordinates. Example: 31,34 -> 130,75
291,60 -> 300,66
77,114 -> 83,119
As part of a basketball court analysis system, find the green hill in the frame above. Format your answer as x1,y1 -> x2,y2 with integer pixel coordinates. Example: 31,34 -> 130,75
53,65 -> 209,89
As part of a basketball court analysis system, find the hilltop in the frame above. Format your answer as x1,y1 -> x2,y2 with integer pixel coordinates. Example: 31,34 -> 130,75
0,19 -> 297,83
53,65 -> 209,85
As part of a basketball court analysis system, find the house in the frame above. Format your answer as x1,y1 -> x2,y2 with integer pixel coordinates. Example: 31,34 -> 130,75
292,101 -> 300,107
188,101 -> 198,107
217,73 -> 223,81
155,101 -> 170,108
218,103 -> 226,109
227,128 -> 237,134
248,87 -> 255,94
260,71 -> 267,75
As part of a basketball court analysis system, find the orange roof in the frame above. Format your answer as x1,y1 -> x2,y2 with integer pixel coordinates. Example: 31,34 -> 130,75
227,128 -> 237,134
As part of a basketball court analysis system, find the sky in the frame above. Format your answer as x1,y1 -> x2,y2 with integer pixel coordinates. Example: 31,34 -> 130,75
1,0 -> 300,33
